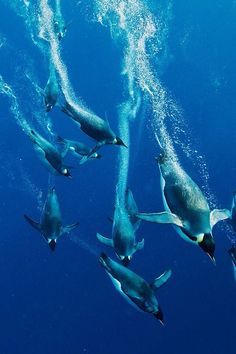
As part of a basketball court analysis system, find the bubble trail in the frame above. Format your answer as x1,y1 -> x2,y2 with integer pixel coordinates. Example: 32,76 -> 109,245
39,0 -> 106,126
94,0 -> 173,210
0,75 -> 32,134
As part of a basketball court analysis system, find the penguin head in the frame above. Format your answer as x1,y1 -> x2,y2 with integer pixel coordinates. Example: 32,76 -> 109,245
62,168 -> 72,178
199,233 -> 215,264
120,256 -> 131,267
93,152 -> 102,159
45,103 -> 53,112
153,307 -> 164,326
48,239 -> 56,251
114,137 -> 127,147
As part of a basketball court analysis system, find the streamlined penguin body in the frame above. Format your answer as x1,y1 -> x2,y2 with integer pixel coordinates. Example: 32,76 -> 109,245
99,253 -> 171,324
29,130 -> 71,177
54,1 -> 67,40
24,188 -> 79,250
44,67 -> 59,112
61,101 -> 126,161
137,154 -> 230,261
97,189 -> 144,266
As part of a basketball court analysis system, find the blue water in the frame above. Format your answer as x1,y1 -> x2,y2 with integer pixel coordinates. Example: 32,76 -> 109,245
0,1 -> 235,353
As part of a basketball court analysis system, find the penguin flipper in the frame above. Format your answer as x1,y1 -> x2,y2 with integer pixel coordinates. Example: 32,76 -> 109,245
63,221 -> 79,234
80,142 -> 105,165
79,155 -> 92,165
24,214 -> 41,232
96,233 -> 114,248
210,208 -> 231,227
125,189 -> 140,228
135,238 -> 145,251
125,188 -> 138,215
150,269 -> 172,290
136,212 -> 183,227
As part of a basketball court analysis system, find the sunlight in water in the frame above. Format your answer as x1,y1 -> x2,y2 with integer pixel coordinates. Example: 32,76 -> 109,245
0,75 -> 31,133
95,0 -> 216,206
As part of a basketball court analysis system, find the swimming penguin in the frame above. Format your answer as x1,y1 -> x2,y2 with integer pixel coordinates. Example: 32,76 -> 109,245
97,189 -> 144,266
56,136 -> 102,163
44,65 -> 59,112
54,0 -> 67,40
99,253 -> 172,324
137,153 -> 230,262
61,100 -> 127,160
29,129 -> 72,177
228,246 -> 236,282
24,187 -> 79,250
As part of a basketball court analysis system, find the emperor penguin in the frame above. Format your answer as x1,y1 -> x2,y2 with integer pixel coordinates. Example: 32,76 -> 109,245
137,153 -> 230,262
97,189 -> 144,266
54,0 -> 67,40
228,246 -> 236,282
56,136 -> 102,163
24,187 -> 79,250
29,130 -> 72,177
44,65 -> 59,112
61,100 -> 126,162
99,253 -> 172,325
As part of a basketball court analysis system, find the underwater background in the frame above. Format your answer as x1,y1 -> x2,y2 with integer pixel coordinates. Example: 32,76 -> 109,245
0,0 -> 235,353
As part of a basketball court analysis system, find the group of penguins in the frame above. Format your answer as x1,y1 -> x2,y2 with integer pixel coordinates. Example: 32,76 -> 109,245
23,6 -> 236,326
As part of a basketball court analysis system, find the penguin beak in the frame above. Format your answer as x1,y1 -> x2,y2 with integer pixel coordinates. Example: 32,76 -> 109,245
115,137 -> 127,148
153,307 -> 164,326
199,233 -> 215,264
207,253 -> 216,266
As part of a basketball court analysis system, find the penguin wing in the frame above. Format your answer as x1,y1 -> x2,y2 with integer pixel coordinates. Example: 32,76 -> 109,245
62,221 -> 80,235
97,233 -> 114,248
210,208 -> 231,227
150,270 -> 172,290
134,239 -> 145,252
79,141 -> 105,165
34,146 -> 59,175
136,211 -> 183,227
24,215 -> 41,232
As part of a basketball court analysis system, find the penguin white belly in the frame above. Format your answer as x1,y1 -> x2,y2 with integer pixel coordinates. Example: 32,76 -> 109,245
160,174 -> 196,245
107,272 -> 142,312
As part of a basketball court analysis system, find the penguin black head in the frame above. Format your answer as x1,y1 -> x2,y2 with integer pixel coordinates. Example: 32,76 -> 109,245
121,256 -> 131,267
199,233 -> 215,264
45,103 -> 53,112
153,307 -> 164,326
62,168 -> 72,178
94,153 -> 102,159
115,137 -> 127,148
48,239 -> 56,251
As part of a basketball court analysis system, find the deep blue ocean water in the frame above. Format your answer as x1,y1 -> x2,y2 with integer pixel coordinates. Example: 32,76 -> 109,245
0,1 -> 235,353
